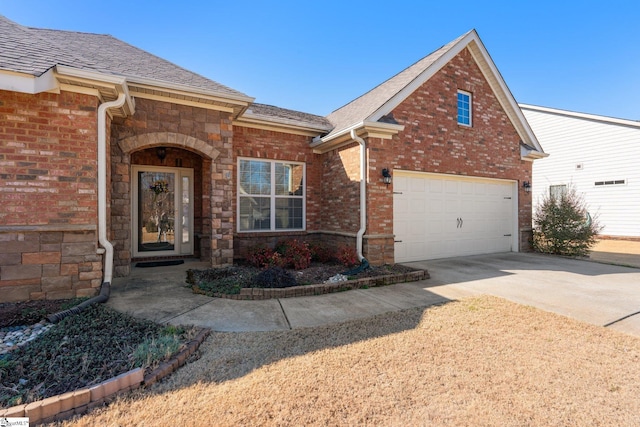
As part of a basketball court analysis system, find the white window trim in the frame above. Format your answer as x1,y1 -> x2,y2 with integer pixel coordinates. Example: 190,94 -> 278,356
237,157 -> 306,232
457,90 -> 472,127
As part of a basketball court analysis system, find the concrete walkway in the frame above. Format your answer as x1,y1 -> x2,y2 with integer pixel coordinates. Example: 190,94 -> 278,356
108,260 -> 449,332
108,243 -> 640,336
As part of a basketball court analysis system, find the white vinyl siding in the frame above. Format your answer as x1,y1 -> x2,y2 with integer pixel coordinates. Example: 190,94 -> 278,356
524,107 -> 640,237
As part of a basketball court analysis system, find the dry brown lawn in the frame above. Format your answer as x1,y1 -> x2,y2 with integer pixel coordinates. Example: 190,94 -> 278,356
50,296 -> 640,426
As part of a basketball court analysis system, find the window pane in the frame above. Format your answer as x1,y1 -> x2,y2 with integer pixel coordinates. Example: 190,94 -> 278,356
457,91 -> 471,125
239,197 -> 271,231
239,160 -> 271,195
549,185 -> 567,199
182,176 -> 189,244
275,198 -> 303,229
275,163 -> 304,195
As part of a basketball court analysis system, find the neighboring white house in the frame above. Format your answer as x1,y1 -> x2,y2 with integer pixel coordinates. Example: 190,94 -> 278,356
521,104 -> 640,239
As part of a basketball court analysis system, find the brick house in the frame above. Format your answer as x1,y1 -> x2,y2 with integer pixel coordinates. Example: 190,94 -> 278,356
0,16 -> 545,302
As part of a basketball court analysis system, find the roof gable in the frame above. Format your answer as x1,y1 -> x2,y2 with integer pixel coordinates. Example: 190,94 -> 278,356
320,30 -> 545,158
325,31 -> 469,138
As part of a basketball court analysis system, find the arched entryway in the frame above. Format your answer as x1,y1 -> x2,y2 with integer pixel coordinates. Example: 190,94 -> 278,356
116,132 -> 217,265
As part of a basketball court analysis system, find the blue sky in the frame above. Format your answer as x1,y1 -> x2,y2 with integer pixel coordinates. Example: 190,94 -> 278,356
3,1 -> 639,119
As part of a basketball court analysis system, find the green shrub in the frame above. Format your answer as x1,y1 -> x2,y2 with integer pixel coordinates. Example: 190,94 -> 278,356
532,185 -> 602,257
132,334 -> 182,368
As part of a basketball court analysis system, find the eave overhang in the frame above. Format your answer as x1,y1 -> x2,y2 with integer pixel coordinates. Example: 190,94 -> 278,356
521,143 -> 549,161
310,121 -> 404,154
234,113 -> 332,137
54,65 -> 135,117
126,76 -> 254,118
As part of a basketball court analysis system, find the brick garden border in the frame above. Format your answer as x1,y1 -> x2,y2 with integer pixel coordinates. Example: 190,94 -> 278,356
0,268 -> 430,424
0,328 -> 210,425
207,269 -> 430,300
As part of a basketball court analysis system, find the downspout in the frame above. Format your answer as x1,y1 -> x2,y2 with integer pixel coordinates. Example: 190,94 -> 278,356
96,93 -> 127,285
48,94 -> 126,323
348,129 -> 369,271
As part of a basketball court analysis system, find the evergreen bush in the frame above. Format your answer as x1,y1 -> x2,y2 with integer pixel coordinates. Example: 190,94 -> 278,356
532,185 -> 602,257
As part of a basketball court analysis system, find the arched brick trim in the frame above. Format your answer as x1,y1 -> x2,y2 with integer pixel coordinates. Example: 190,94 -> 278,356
118,132 -> 220,160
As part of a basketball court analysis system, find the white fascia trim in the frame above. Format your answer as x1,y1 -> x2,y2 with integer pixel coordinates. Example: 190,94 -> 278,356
310,121 -> 404,149
0,68 -> 58,94
367,32 -> 475,123
55,65 -> 135,114
521,144 -> 549,161
234,115 -> 330,136
56,65 -> 127,85
127,75 -> 254,105
520,103 -> 640,128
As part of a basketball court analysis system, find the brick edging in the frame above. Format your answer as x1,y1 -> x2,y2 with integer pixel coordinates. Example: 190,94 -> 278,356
0,328 -> 211,425
209,269 -> 430,300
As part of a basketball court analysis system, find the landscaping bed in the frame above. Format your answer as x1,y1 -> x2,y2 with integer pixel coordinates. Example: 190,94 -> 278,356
186,262 -> 428,300
0,299 -> 198,409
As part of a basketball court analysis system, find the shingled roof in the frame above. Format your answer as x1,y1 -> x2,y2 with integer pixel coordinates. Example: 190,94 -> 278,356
242,103 -> 333,132
325,32 -> 470,139
0,14 -> 249,100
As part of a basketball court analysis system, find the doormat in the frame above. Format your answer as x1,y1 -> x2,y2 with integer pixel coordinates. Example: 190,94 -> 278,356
135,260 -> 185,268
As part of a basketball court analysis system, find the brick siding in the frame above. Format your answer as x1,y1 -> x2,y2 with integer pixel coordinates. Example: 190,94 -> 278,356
324,48 -> 533,264
0,90 -> 103,302
0,90 -> 99,226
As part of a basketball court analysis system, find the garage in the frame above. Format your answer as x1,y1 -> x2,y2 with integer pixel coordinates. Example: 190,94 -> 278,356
393,171 -> 517,262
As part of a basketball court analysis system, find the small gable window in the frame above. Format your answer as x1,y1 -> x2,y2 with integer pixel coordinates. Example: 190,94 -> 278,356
457,90 -> 472,126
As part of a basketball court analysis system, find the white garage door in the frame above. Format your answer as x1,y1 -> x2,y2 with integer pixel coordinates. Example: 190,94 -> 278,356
393,172 -> 517,262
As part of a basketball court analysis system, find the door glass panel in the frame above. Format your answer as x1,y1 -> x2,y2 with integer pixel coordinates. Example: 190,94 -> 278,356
138,171 -> 175,252
182,176 -> 190,245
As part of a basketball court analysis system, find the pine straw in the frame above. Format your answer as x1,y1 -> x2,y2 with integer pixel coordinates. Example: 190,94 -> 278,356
50,296 -> 640,426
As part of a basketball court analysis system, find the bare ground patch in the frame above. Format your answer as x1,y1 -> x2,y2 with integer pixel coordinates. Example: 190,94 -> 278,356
49,296 -> 640,426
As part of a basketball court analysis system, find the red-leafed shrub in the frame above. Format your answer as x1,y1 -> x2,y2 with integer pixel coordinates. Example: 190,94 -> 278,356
309,242 -> 335,263
246,245 -> 276,268
275,239 -> 312,270
336,245 -> 358,267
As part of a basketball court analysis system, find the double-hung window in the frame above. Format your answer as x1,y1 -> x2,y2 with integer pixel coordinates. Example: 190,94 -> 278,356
457,90 -> 472,126
238,158 -> 305,231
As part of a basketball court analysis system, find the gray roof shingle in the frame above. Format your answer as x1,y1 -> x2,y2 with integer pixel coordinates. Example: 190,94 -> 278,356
325,32 -> 469,138
244,103 -> 333,132
0,15 -> 249,99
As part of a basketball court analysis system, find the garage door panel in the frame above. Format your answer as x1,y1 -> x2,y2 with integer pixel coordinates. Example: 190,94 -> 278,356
394,173 -> 515,262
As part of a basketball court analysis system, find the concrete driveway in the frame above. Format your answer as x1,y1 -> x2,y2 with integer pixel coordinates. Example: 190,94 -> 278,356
406,252 -> 640,337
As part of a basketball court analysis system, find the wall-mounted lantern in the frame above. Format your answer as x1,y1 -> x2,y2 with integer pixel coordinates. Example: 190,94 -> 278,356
522,180 -> 531,193
382,168 -> 392,186
156,147 -> 167,161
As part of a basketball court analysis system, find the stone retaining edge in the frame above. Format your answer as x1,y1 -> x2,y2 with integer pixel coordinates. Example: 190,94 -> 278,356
0,328 -> 211,425
210,269 -> 430,300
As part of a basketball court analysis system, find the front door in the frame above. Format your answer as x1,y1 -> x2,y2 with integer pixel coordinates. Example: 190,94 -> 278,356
132,166 -> 194,257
